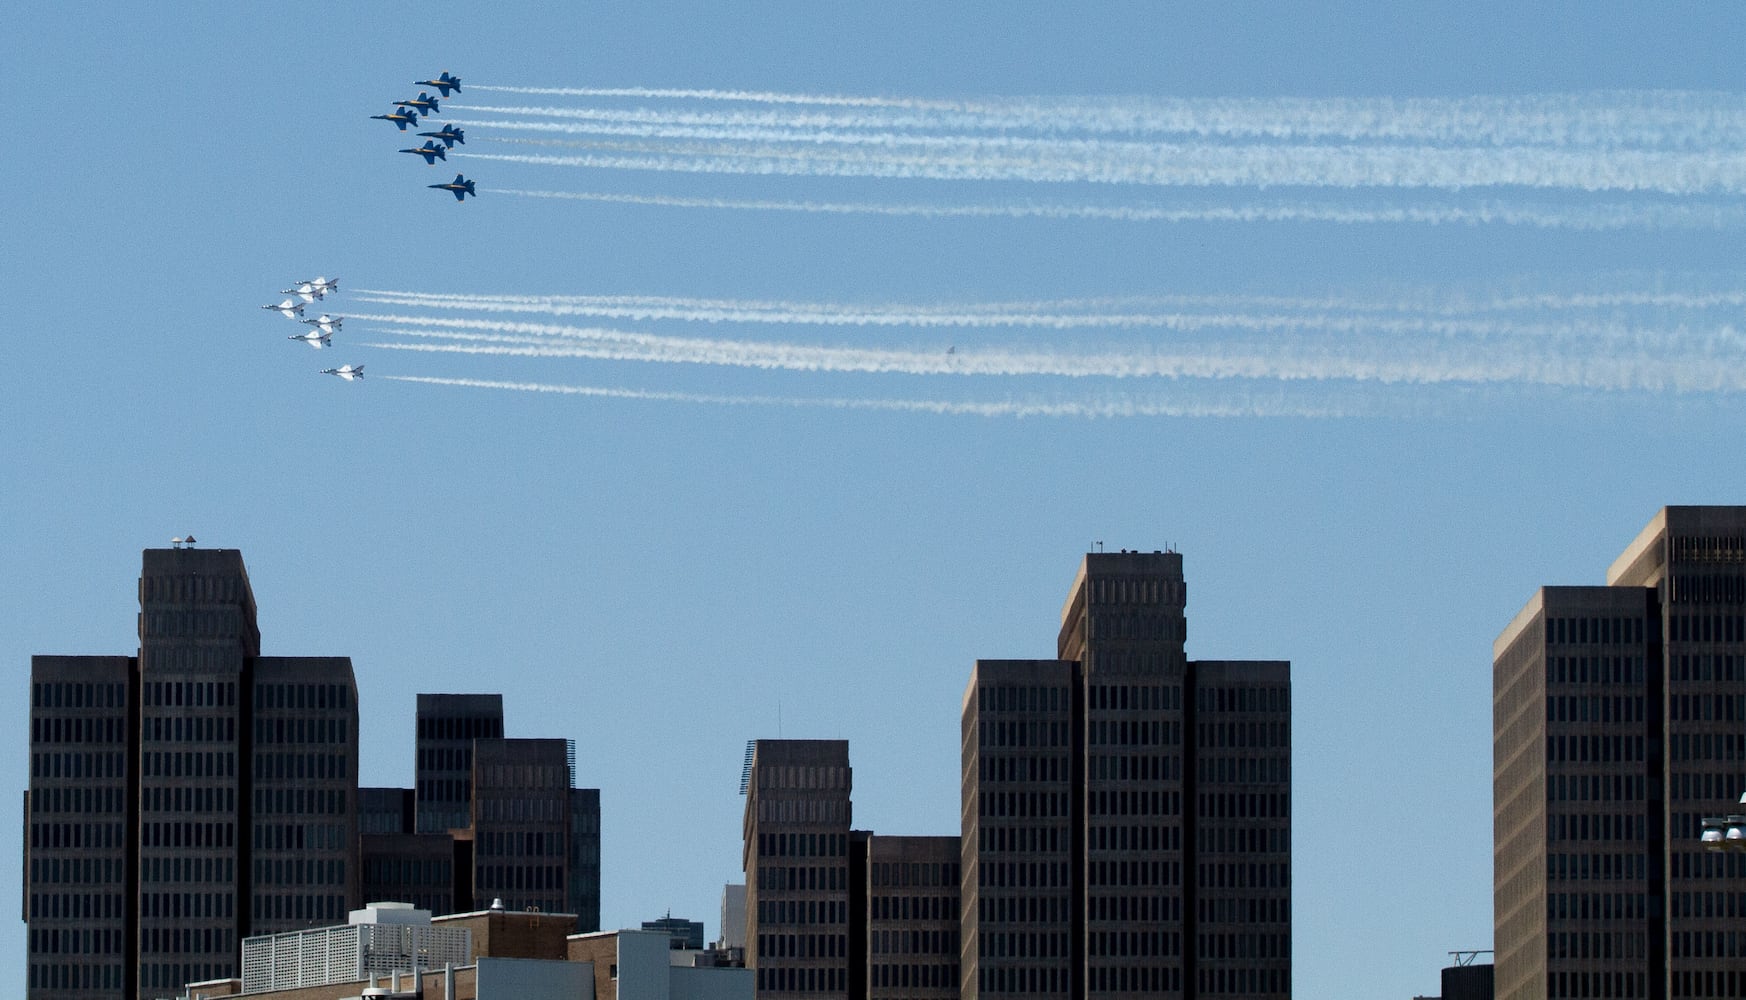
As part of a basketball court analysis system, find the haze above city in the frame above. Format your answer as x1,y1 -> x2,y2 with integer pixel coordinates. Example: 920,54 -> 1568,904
5,6 -> 1745,999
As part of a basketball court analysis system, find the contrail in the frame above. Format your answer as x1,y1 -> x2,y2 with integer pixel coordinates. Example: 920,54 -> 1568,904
451,143 -> 1746,195
462,89 -> 1746,147
480,187 -> 1746,230
356,319 -> 1746,392
376,373 -> 1370,419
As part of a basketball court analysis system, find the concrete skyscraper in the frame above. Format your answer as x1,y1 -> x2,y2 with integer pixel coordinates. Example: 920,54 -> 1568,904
962,549 -> 1291,1000
1494,506 -> 1746,1000
25,547 -> 359,1000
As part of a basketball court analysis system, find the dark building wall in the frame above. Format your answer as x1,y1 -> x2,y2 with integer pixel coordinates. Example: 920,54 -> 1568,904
470,738 -> 571,914
415,693 -> 504,835
743,739 -> 852,1000
568,787 -> 602,932
359,832 -> 457,915
863,834 -> 959,1000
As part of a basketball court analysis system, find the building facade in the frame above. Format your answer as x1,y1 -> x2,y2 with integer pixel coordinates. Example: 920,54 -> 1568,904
961,549 -> 1292,1000
742,740 -> 853,1000
1494,506 -> 1746,1000
855,834 -> 960,1000
25,547 -> 360,1000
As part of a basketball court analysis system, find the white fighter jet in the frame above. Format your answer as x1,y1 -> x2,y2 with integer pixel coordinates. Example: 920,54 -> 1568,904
300,314 -> 343,335
282,282 -> 324,303
297,276 -> 339,296
289,329 -> 332,349
262,298 -> 305,319
320,364 -> 365,381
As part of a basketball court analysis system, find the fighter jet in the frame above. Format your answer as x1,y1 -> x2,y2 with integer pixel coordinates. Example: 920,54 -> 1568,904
296,276 -> 340,296
282,282 -> 324,303
371,108 -> 421,130
398,140 -> 448,165
320,364 -> 365,381
395,92 -> 440,115
417,124 -> 465,148
262,298 -> 305,319
429,174 -> 476,201
415,71 -> 462,97
289,329 -> 332,349
301,314 -> 343,335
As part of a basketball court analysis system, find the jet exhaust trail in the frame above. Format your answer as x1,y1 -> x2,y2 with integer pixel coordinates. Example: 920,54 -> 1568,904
376,373 -> 1372,419
482,187 -> 1746,230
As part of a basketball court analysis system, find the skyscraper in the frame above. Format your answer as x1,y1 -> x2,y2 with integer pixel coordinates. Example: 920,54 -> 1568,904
962,549 -> 1292,1000
415,694 -> 505,835
742,739 -> 853,1000
1493,506 -> 1746,1000
25,547 -> 359,1000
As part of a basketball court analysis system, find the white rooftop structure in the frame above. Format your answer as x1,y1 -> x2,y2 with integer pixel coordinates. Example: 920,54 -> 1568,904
239,902 -> 472,994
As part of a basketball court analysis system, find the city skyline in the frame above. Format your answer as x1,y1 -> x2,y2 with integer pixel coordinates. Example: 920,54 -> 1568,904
8,6 -> 1746,1000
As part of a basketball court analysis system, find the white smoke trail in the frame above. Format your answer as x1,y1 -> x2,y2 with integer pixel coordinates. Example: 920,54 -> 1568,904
356,320 -> 1746,392
463,89 -> 1746,147
480,187 -> 1746,230
376,373 -> 1367,418
451,143 -> 1746,195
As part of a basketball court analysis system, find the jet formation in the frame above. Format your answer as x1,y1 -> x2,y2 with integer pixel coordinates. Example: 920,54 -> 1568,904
374,70 -> 475,201
259,277 -> 361,378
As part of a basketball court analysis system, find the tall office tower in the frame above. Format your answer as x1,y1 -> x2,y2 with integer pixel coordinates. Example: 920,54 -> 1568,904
743,740 -> 853,1000
854,834 -> 960,1000
25,547 -> 361,1000
470,738 -> 573,914
415,693 -> 504,834
567,786 -> 603,931
1494,506 -> 1746,1000
961,549 -> 1292,1000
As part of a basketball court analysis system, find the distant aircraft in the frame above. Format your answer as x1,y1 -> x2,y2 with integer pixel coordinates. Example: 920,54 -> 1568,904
415,71 -> 462,97
429,174 -> 476,201
262,298 -> 305,319
296,276 -> 339,296
282,282 -> 323,303
301,314 -> 343,335
417,124 -> 465,148
320,364 -> 365,381
371,108 -> 420,130
289,329 -> 332,349
395,92 -> 440,115
399,140 -> 448,165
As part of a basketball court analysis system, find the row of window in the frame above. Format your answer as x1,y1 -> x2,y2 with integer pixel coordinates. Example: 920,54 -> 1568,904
1547,890 -> 1645,921
1198,685 -> 1288,715
1089,858 -> 1181,889
252,857 -> 346,886
1672,889 -> 1746,919
28,856 -> 119,884
757,931 -> 847,959
870,927 -> 957,954
1199,895 -> 1289,924
980,964 -> 1068,995
983,684 -> 1068,713
1195,861 -> 1288,890
416,744 -> 475,771
253,787 -> 345,815
1672,731 -> 1746,762
1671,770 -> 1745,803
143,713 -> 234,744
1547,654 -> 1644,686
255,716 -> 347,744
142,608 -> 246,638
1091,682 -> 1183,712
1549,772 -> 1643,804
32,748 -> 125,780
979,892 -> 1067,923
753,798 -> 851,825
477,862 -> 565,892
30,784 -> 123,814
1548,812 -> 1643,842
251,893 -> 346,923
147,679 -> 238,708
144,855 -> 233,885
1668,846 -> 1746,878
1091,820 -> 1181,853
416,714 -> 503,741
1547,615 -> 1642,647
478,828 -> 567,857
143,925 -> 233,957
25,891 -> 123,921
31,680 -> 125,710
29,927 -> 123,956
1196,965 -> 1287,997
144,748 -> 235,778
869,959 -> 956,992
1087,610 -> 1183,642
983,789 -> 1069,819
29,820 -> 123,850
1549,851 -> 1645,882
1091,751 -> 1179,782
27,959 -> 122,991
758,831 -> 847,858
363,857 -> 454,885
1548,928 -> 1643,959
255,681 -> 349,711
141,820 -> 235,849
1196,824 -> 1287,855
146,784 -> 236,814
1089,928 -> 1180,957
871,859 -> 957,889
477,794 -> 566,823
1667,569 -> 1746,606
982,822 -> 1068,854
1198,754 -> 1288,784
756,863 -> 847,892
1671,652 -> 1746,681
1197,791 -> 1288,820
1089,718 -> 1171,747
754,964 -> 844,993
1090,893 -> 1181,923
984,718 -> 1070,748
871,892 -> 955,922
981,928 -> 1066,959
1548,733 -> 1641,764
1548,693 -> 1643,725
141,890 -> 234,919
1196,930 -> 1289,960
1670,693 -> 1746,721
979,860 -> 1070,889
31,714 -> 123,744
758,898 -> 847,926
1198,720 -> 1289,751
981,752 -> 1068,783
255,750 -> 347,781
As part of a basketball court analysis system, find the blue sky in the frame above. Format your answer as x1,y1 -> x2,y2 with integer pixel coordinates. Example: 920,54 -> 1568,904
5,5 -> 1746,998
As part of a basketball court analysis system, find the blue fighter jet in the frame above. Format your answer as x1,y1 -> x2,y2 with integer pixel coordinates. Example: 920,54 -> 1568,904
429,174 -> 477,201
415,71 -> 462,97
395,92 -> 440,115
417,124 -> 466,148
371,107 -> 420,130
399,140 -> 448,165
